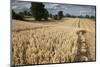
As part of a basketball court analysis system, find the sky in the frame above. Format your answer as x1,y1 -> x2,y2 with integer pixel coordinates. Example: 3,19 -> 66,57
11,0 -> 96,16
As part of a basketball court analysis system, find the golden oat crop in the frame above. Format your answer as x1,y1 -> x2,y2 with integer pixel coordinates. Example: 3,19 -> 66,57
12,18 -> 96,65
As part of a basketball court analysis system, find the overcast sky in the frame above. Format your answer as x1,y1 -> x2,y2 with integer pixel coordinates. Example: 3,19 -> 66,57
11,0 -> 96,16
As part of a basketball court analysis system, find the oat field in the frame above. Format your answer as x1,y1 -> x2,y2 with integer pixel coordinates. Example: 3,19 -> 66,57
12,18 -> 96,65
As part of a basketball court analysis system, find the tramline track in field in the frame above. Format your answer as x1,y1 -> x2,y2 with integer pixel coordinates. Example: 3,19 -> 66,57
75,18 -> 91,61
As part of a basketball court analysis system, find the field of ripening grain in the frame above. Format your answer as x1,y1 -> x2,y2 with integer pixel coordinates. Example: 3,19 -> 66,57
12,18 -> 96,65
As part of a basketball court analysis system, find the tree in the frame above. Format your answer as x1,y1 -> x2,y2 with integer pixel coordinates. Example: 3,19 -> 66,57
23,10 -> 32,16
49,14 -> 53,18
43,9 -> 49,20
58,11 -> 63,20
19,12 -> 24,17
12,10 -> 23,20
30,2 -> 49,21
12,10 -> 16,19
54,15 -> 58,20
85,15 -> 90,18
66,14 -> 71,17
91,16 -> 95,19
90,16 -> 96,21
78,15 -> 84,18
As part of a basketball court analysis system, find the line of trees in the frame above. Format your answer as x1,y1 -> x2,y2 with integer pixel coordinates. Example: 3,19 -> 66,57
12,2 -> 95,21
19,10 -> 32,17
65,13 -> 95,20
12,10 -> 24,20
51,11 -> 64,20
12,9 -> 32,20
12,2 -> 64,21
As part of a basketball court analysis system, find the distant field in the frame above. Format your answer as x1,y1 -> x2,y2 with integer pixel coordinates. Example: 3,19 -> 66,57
12,18 -> 96,65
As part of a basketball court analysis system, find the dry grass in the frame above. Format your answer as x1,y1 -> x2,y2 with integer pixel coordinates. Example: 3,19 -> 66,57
12,18 -> 96,65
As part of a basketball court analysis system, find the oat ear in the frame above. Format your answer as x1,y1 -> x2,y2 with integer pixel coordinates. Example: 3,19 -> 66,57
81,30 -> 86,35
76,29 -> 87,35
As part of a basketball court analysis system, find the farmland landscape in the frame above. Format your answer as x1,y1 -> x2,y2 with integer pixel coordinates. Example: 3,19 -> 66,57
12,17 -> 95,65
11,1 -> 96,66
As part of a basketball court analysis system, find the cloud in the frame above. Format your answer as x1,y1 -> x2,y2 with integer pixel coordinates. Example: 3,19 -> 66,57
44,3 -> 59,9
44,3 -> 95,16
11,1 -> 95,16
11,1 -> 31,13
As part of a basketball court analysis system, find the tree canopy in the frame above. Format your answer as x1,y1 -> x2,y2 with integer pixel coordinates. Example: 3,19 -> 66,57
30,2 -> 49,21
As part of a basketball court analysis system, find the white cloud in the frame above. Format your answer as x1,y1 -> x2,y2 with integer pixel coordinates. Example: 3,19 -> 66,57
11,1 -> 95,16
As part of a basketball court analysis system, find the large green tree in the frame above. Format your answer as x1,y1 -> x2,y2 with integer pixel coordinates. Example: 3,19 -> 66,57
58,11 -> 63,20
30,2 -> 49,21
